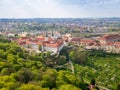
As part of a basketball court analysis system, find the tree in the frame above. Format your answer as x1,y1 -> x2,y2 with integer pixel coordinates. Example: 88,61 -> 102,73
1,68 -> 11,75
1,62 -> 15,75
0,76 -> 17,90
58,84 -> 81,90
15,68 -> 34,83
38,45 -> 42,51
90,79 -> 96,85
117,83 -> 120,90
3,82 -> 18,90
17,84 -> 49,90
8,42 -> 23,55
0,61 -> 7,71
13,64 -> 21,71
7,54 -> 16,63
41,69 -> 57,89
0,49 -> 7,59
56,70 -> 83,88
69,50 -> 88,65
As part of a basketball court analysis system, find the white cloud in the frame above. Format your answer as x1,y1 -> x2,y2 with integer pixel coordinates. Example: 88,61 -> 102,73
0,0 -> 120,18
0,0 -> 90,18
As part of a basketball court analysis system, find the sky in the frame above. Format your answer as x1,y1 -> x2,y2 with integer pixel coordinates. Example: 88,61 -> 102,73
0,0 -> 120,18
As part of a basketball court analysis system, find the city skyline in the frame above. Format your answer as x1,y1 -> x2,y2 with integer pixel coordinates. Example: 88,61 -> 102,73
0,0 -> 120,18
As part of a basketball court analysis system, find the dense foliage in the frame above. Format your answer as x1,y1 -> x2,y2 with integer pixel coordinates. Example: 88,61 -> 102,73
85,50 -> 120,90
65,46 -> 120,90
0,39 -> 119,90
0,40 -> 86,90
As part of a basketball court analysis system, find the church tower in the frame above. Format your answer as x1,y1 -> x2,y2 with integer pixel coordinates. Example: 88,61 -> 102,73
45,31 -> 48,41
52,31 -> 54,37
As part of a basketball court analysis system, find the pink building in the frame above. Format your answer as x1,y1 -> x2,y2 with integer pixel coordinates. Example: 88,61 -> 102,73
42,40 -> 63,54
18,35 -> 64,54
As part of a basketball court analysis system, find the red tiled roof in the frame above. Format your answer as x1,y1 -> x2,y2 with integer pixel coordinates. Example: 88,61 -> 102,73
36,38 -> 45,41
17,35 -> 63,49
70,37 -> 81,41
20,37 -> 29,40
18,41 -> 26,45
80,38 -> 97,46
99,34 -> 120,41
80,38 -> 96,43
106,41 -> 120,48
43,40 -> 63,48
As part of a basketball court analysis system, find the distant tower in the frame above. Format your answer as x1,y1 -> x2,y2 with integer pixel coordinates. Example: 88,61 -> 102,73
52,31 -> 54,37
52,31 -> 56,40
45,31 -> 48,41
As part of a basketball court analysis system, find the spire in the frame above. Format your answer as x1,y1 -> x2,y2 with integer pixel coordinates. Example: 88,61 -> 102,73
45,31 -> 48,41
45,31 -> 48,37
52,31 -> 54,37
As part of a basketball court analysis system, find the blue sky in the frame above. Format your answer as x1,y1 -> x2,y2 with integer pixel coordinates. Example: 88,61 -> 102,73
0,0 -> 120,18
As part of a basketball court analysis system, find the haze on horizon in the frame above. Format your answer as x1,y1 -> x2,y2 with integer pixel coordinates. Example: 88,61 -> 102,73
0,0 -> 120,18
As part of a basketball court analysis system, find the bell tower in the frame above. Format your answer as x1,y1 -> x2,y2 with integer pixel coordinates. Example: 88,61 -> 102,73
45,31 -> 48,41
